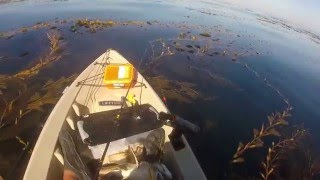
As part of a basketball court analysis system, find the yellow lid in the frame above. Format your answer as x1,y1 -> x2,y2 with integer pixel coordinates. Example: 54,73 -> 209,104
103,63 -> 135,88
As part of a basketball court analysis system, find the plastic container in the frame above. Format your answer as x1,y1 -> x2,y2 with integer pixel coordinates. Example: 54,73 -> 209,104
103,63 -> 136,88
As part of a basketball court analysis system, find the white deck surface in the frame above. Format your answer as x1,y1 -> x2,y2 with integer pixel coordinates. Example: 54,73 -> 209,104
24,49 -> 206,180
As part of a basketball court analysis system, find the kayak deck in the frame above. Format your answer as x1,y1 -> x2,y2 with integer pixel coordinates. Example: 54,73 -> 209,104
24,49 -> 206,180
75,50 -> 168,114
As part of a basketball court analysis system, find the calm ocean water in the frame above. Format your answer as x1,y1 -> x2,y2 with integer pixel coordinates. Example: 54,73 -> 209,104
0,0 -> 320,179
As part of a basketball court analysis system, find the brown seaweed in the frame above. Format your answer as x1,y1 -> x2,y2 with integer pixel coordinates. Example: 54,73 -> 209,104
232,107 -> 291,163
199,32 -> 211,37
14,30 -> 63,79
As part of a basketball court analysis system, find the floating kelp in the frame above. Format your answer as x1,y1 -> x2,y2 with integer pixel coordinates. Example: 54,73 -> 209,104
47,31 -> 62,54
199,32 -> 211,37
179,32 -> 187,39
0,16 -> 312,180
148,76 -> 199,103
14,30 -> 64,79
0,73 -> 76,179
71,19 -> 145,33
15,136 -> 31,153
13,55 -> 61,79
146,30 -> 258,66
20,28 -> 28,33
256,14 -> 320,45
0,29 -> 68,130
26,92 -> 57,112
188,50 -> 195,54
0,77 -> 7,90
0,74 -> 77,140
146,37 -> 242,93
260,129 -> 309,180
1,18 -> 261,63
0,22 -> 52,39
232,108 -> 291,163
0,76 -> 28,128
27,75 -> 77,113
147,76 -> 216,104
75,19 -> 116,32
175,47 -> 185,52
149,38 -> 175,62
231,107 -> 320,179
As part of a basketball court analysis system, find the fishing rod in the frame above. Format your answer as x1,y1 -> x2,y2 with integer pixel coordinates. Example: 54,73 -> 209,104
93,46 -> 201,178
95,48 -> 149,179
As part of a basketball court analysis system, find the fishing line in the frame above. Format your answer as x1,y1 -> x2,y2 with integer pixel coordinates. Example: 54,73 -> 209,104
239,62 -> 291,108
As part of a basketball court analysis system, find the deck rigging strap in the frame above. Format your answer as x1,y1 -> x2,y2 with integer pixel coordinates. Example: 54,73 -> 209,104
84,52 -> 110,107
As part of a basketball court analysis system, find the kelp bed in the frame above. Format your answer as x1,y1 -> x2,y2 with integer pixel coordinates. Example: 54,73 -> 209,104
0,29 -> 77,179
0,19 -> 319,179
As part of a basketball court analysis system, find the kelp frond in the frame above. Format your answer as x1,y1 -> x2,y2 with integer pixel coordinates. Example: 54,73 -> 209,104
27,75 -> 77,112
232,107 -> 292,163
0,74 -> 76,131
260,129 -> 307,180
47,31 -> 60,54
42,74 -> 77,91
14,30 -> 63,79
26,92 -> 58,112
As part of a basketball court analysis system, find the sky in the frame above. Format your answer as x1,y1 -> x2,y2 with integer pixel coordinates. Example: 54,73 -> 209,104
223,0 -> 320,33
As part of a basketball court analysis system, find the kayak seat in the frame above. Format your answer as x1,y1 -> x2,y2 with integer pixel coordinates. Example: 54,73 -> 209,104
74,104 -> 164,160
81,104 -> 163,146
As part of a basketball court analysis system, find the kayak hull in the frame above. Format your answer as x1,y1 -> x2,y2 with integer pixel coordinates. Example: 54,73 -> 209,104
24,49 -> 206,180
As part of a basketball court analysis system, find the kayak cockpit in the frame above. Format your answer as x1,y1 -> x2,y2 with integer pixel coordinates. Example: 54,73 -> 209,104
24,49 -> 206,180
47,49 -> 177,179
52,103 -> 175,179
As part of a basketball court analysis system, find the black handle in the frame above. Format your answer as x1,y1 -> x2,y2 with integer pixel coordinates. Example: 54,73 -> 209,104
159,112 -> 200,134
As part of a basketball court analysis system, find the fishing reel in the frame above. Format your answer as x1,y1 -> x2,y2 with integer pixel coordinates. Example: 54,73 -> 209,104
159,112 -> 200,151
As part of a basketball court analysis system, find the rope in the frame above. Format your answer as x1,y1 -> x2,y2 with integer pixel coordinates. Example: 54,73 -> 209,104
89,55 -> 109,110
83,54 -> 105,107
83,51 -> 110,107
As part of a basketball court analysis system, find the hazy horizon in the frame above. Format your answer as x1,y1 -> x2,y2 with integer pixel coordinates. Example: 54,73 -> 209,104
221,0 -> 320,34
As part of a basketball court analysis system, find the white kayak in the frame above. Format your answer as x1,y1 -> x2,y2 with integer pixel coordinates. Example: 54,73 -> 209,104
24,49 -> 206,180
